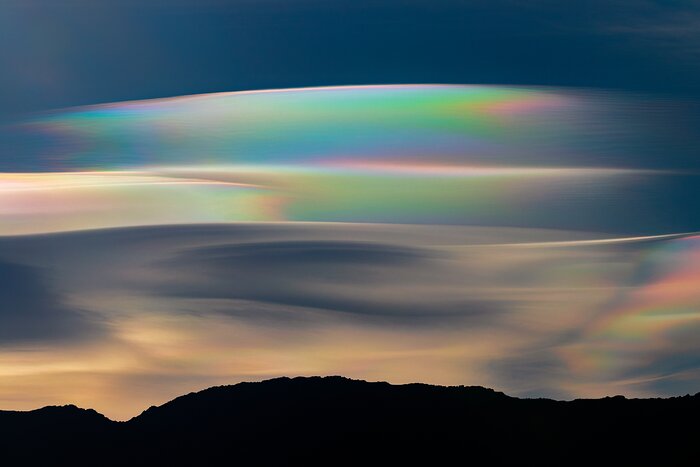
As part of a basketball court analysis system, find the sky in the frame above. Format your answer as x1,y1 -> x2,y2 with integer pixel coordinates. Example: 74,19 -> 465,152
3,0 -> 700,120
0,0 -> 699,419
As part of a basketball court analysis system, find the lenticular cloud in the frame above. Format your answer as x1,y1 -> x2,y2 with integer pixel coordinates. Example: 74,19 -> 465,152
1,85 -> 697,235
0,85 -> 698,420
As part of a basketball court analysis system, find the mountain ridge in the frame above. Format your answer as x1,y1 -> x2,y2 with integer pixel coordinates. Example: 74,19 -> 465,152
1,375 -> 699,465
5,375 -> 698,422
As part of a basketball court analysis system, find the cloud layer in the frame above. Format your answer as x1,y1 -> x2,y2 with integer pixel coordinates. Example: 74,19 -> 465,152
0,86 -> 697,419
0,224 -> 697,419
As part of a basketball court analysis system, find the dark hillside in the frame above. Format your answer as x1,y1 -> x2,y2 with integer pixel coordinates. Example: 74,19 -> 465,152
1,376 -> 698,465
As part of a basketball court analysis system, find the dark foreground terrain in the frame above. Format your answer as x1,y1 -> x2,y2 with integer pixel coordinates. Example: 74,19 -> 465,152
1,376 -> 698,465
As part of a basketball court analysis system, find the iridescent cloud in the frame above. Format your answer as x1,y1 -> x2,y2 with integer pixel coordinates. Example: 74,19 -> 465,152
0,85 -> 697,418
0,164 -> 652,235
2,85 -> 697,234
6,85 -> 586,171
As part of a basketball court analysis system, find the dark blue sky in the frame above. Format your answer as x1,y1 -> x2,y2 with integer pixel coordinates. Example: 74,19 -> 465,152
2,0 -> 700,122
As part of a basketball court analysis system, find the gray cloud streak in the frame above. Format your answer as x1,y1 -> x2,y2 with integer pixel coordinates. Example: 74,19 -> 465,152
155,240 -> 502,326
0,259 -> 103,344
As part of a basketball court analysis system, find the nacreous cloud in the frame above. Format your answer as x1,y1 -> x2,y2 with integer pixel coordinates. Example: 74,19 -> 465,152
1,85 -> 698,236
0,85 -> 698,419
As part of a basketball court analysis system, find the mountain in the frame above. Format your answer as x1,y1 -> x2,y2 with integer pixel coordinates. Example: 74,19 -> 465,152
1,376 -> 698,465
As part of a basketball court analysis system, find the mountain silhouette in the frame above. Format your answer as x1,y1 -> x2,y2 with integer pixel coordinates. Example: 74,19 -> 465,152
1,376 -> 698,465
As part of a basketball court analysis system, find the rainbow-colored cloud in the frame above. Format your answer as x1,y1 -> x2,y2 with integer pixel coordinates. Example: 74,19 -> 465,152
0,85 -> 697,419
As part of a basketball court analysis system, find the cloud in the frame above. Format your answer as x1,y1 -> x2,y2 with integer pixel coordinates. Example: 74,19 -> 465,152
597,2 -> 700,56
0,223 -> 696,417
0,259 -> 103,344
155,240 -> 502,326
490,233 -> 700,398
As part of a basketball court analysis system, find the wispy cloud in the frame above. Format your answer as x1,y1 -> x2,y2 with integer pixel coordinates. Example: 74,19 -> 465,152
599,2 -> 700,56
0,260 -> 103,345
0,224 -> 696,418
